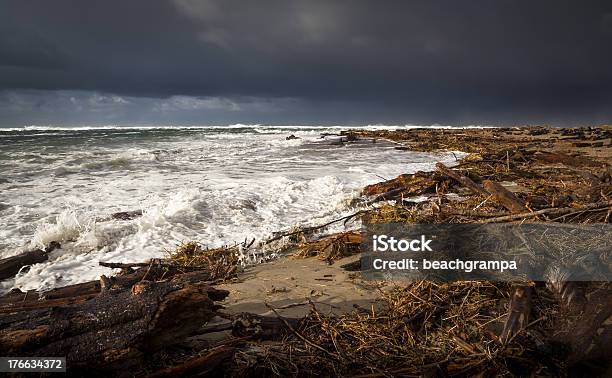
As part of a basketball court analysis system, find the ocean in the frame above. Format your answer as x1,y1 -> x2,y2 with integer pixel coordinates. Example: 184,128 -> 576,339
0,125 -> 461,292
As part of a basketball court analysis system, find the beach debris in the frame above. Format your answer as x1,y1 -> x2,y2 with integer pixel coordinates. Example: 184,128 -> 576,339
265,210 -> 365,246
483,180 -> 527,213
339,259 -> 361,271
168,241 -> 239,281
436,161 -> 488,196
0,277 -> 228,372
500,285 -> 534,344
0,241 -> 60,280
227,281 -> 559,376
1,126 -> 610,376
294,231 -> 362,263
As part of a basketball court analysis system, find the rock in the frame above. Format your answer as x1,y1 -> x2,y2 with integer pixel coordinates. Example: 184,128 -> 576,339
111,210 -> 143,221
286,134 -> 300,140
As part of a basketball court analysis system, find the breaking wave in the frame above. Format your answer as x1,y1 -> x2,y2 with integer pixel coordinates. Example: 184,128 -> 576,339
0,126 -> 464,292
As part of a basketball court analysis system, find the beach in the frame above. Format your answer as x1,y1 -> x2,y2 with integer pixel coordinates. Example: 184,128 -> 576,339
0,125 -> 610,376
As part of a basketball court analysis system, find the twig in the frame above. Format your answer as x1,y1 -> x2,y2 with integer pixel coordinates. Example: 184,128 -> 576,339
482,200 -> 612,223
264,210 -> 366,244
265,302 -> 338,359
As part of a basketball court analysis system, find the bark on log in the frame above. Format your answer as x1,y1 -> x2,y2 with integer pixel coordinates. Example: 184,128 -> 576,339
146,346 -> 235,378
0,264 -> 213,310
482,180 -> 526,213
0,241 -> 60,281
0,278 -> 229,369
435,162 -> 488,197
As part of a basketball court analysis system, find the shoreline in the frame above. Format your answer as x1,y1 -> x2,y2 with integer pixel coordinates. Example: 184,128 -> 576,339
0,126 -> 610,376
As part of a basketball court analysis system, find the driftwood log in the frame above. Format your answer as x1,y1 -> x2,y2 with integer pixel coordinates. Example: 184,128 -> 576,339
0,274 -> 228,370
0,262 -> 211,310
500,285 -> 533,344
0,241 -> 60,281
482,180 -> 526,213
435,162 -> 488,197
146,346 -> 236,378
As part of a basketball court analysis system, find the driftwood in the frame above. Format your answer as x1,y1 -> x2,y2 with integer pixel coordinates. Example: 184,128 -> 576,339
0,275 -> 228,370
534,151 -> 599,167
0,263 -> 211,310
146,346 -> 235,378
0,241 -> 60,281
265,210 -> 365,244
563,284 -> 612,368
482,200 -> 612,223
483,180 -> 526,213
231,312 -> 299,339
435,162 -> 488,196
500,285 -> 533,344
99,261 -> 153,269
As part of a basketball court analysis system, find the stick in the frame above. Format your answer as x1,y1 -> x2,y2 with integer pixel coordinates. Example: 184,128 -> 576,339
482,200 -> 612,223
500,285 -> 533,344
435,162 -> 488,196
99,261 -> 152,269
264,210 -> 365,244
265,302 -> 337,358
482,180 -> 526,213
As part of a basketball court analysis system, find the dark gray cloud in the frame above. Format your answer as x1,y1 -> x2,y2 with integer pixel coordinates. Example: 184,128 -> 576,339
1,0 -> 612,126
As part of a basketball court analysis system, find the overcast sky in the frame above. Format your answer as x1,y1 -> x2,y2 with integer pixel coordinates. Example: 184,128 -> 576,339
1,0 -> 612,127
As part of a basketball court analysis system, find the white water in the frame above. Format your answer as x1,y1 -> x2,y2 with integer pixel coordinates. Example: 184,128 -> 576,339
0,125 -> 463,292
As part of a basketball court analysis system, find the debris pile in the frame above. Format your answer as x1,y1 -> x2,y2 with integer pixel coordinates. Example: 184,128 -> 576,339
232,281 -> 564,376
294,231 -> 362,263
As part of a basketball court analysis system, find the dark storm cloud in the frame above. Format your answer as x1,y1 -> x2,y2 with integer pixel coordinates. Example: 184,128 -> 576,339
1,0 -> 612,126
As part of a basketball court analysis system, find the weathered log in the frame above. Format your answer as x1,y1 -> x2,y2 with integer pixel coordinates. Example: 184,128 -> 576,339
534,151 -> 599,167
435,162 -> 488,196
0,278 -> 229,369
0,241 -> 60,281
146,346 -> 235,378
0,264 -> 212,309
482,180 -> 526,213
99,261 -> 152,269
362,172 -> 437,197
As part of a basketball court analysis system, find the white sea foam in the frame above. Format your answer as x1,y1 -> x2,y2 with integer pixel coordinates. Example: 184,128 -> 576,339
0,126 -> 465,292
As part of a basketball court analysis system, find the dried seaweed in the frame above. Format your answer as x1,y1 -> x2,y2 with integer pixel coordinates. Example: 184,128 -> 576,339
168,241 -> 239,281
233,281 -> 561,376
